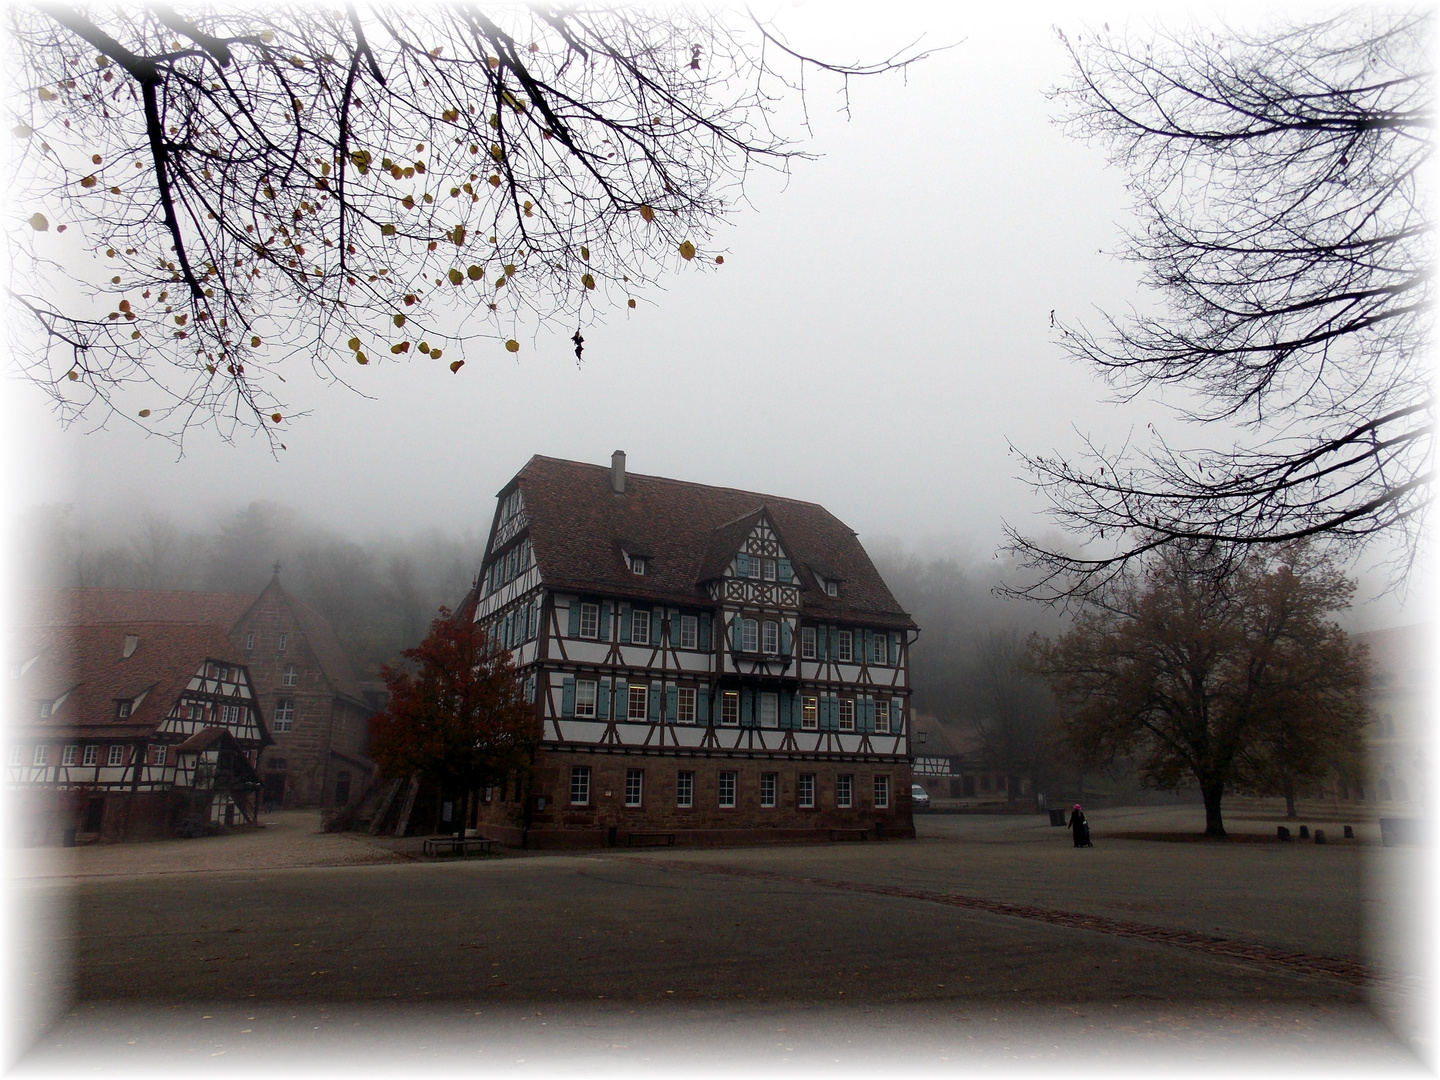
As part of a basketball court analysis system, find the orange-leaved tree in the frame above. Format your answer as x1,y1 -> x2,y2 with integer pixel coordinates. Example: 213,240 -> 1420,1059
369,606 -> 537,837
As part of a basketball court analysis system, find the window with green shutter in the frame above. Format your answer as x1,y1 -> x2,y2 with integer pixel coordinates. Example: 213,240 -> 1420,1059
666,686 -> 678,722
566,603 -> 580,638
561,677 -> 575,718
597,679 -> 611,720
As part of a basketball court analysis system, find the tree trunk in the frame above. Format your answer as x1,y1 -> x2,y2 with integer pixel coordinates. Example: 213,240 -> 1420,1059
1283,777 -> 1297,819
1201,781 -> 1226,838
455,789 -> 468,839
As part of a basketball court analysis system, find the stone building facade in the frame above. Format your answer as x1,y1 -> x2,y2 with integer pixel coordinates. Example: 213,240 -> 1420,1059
467,453 -> 919,847
232,572 -> 373,811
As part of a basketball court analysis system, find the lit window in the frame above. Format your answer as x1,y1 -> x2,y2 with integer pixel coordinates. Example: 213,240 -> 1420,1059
762,621 -> 779,655
718,771 -> 737,808
747,557 -> 760,580
721,691 -> 740,726
875,700 -> 891,734
278,633 -> 287,652
837,774 -> 853,809
874,775 -> 890,809
763,559 -> 776,581
742,619 -> 758,653
677,687 -> 697,724
62,745 -> 77,766
83,745 -> 98,766
624,769 -> 644,807
575,680 -> 597,719
570,766 -> 591,806
837,631 -> 853,663
839,699 -> 855,732
628,683 -> 649,721
282,664 -> 298,687
874,635 -> 888,666
826,580 -> 838,597
245,633 -> 255,650
32,745 -> 47,766
802,696 -> 818,730
760,773 -> 777,808
8,746 -> 20,767
579,603 -> 599,639
760,692 -> 778,728
680,615 -> 698,650
801,627 -> 816,660
798,773 -> 815,808
631,610 -> 651,645
273,699 -> 294,732
676,771 -> 695,808
107,745 -> 124,766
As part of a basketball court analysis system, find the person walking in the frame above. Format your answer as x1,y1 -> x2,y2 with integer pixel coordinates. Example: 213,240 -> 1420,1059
1068,804 -> 1092,848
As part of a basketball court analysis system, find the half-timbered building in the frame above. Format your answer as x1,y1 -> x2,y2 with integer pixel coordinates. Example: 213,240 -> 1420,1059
469,453 -> 919,846
5,622 -> 271,843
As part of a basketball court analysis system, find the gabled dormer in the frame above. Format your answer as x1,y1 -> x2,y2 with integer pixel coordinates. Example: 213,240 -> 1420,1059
696,507 -> 803,609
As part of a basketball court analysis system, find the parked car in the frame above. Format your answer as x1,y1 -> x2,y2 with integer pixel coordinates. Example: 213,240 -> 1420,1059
911,783 -> 931,810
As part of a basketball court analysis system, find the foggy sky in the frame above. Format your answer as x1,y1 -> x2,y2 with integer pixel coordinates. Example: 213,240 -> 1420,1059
2,2 -> 1428,630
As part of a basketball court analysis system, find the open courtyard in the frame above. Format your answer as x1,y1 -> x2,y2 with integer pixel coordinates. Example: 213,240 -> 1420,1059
7,805 -> 1430,1074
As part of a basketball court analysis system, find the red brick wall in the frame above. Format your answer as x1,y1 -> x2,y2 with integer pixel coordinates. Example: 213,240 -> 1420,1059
512,750 -> 914,842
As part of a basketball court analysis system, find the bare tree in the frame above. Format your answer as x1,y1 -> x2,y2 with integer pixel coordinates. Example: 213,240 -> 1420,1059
1005,10 -> 1431,604
8,5 -> 927,442
971,627 -> 1053,804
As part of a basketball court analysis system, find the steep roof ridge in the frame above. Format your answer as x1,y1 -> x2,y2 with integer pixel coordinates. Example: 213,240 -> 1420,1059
245,575 -> 363,701
524,455 -> 839,518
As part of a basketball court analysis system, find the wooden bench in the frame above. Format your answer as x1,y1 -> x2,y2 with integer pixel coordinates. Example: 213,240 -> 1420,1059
830,828 -> 870,842
626,831 -> 676,847
422,836 -> 495,857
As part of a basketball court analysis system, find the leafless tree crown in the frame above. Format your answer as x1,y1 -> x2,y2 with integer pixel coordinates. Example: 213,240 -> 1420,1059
1005,10 -> 1432,604
8,5 -> 925,443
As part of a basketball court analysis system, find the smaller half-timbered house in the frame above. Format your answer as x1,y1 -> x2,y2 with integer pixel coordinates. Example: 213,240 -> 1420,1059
5,622 -> 271,843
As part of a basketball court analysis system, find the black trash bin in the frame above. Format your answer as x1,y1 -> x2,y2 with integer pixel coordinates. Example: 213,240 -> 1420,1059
1048,808 -> 1066,827
62,827 -> 77,848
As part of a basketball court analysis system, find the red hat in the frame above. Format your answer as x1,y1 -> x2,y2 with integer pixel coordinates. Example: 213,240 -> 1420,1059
1073,804 -> 1082,810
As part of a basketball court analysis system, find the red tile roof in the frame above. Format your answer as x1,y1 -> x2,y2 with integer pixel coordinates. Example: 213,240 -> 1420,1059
16,588 -> 256,630
505,456 -> 915,628
10,622 -> 253,741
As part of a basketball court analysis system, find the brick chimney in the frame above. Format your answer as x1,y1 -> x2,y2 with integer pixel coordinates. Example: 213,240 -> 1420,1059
610,450 -> 626,494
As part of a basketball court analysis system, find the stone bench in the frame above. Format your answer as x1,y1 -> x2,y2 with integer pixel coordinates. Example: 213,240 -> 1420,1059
625,831 -> 676,847
422,836 -> 495,857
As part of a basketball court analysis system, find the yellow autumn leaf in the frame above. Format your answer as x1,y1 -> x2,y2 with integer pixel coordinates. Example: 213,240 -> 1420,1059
66,369 -> 79,381
489,144 -> 503,161
581,273 -> 595,290
37,87 -> 56,101
505,339 -> 519,352
450,360 -> 464,373
401,195 -> 415,209
80,175 -> 97,188
356,352 -> 369,364
28,212 -> 48,231
467,264 -> 483,280
393,314 -> 406,328
448,268 -> 463,285
488,174 -> 501,188
503,263 -> 517,275
580,245 -> 590,261
715,255 -> 725,265
138,409 -> 151,417
391,342 -> 410,354
431,348 -> 443,359
270,413 -> 283,423
12,124 -> 33,138
627,298 -> 636,308
679,241 -> 696,260
251,336 -> 261,347
639,204 -> 655,223
419,342 -> 431,354
347,336 -> 361,350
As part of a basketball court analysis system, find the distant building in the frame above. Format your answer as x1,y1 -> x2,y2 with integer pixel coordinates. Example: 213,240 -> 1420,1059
463,452 -> 918,846
908,715 -> 1030,805
1354,623 -> 1432,810
15,574 -> 373,815
5,621 -> 270,843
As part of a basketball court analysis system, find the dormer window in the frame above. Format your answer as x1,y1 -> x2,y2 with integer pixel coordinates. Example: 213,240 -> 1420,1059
115,700 -> 132,719
278,633 -> 288,652
630,556 -> 646,576
825,580 -> 839,598
38,701 -> 52,719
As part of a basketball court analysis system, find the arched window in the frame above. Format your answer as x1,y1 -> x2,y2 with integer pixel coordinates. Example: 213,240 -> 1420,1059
281,663 -> 298,687
273,699 -> 294,733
